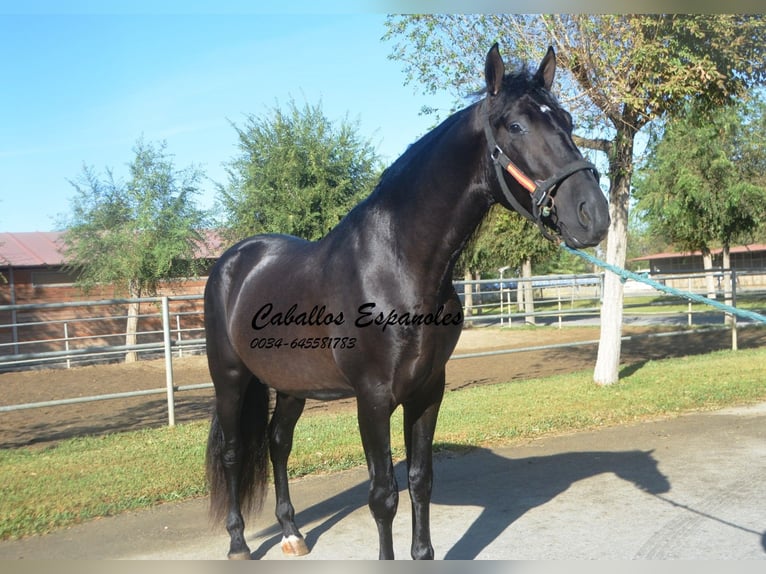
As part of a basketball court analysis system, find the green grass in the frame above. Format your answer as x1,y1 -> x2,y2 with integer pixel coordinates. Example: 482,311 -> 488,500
3,346 -> 766,540
0,425 -> 209,539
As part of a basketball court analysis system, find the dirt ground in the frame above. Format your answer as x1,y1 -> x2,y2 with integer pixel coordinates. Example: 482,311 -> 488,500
1,325 -> 764,449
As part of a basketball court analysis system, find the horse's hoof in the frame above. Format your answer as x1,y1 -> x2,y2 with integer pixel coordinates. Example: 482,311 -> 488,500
281,535 -> 310,556
227,551 -> 252,560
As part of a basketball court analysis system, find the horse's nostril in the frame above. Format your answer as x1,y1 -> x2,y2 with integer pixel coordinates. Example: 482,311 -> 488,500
578,202 -> 591,228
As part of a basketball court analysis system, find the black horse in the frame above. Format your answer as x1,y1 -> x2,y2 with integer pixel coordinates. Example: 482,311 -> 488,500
204,43 -> 610,560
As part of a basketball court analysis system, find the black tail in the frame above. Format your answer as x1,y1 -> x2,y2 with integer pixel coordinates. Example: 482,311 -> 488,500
206,378 -> 271,525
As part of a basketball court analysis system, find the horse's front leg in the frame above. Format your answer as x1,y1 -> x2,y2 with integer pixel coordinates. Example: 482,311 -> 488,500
269,392 -> 309,556
403,375 -> 444,560
357,396 -> 398,560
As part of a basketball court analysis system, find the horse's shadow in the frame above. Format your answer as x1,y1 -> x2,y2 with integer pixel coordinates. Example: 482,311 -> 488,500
250,445 -> 670,559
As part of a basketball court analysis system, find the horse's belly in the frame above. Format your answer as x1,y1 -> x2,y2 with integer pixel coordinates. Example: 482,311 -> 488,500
234,323 -> 356,399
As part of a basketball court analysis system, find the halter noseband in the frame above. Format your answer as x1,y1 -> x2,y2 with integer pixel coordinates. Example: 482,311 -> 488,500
482,102 -> 599,242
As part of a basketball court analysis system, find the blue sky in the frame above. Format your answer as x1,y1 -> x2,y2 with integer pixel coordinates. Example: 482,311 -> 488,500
0,8 -> 458,232
5,2 -> 755,232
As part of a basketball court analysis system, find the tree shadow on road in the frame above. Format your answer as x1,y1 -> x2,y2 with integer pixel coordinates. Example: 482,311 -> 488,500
249,446 -> 670,559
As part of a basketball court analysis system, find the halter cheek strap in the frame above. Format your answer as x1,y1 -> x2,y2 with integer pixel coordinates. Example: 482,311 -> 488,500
482,105 -> 599,242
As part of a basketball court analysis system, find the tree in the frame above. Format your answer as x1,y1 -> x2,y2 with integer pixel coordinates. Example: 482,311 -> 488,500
461,208 -> 559,323
384,14 -> 766,384
220,100 -> 383,243
61,138 -> 210,362
626,209 -> 671,271
634,99 -> 766,297
460,206 -> 559,276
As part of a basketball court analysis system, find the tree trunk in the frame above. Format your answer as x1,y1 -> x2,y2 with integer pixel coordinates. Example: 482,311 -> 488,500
125,280 -> 141,363
593,127 -> 635,386
475,272 -> 482,316
463,269 -> 473,321
702,250 -> 716,299
522,258 -> 535,326
722,244 -> 733,327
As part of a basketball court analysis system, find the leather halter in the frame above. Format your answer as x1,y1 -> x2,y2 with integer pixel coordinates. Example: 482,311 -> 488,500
482,101 -> 599,241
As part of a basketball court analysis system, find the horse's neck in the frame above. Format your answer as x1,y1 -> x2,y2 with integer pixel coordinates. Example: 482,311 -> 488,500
369,109 -> 492,290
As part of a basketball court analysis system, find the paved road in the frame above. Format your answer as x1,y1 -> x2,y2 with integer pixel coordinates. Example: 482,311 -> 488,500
2,403 -> 765,560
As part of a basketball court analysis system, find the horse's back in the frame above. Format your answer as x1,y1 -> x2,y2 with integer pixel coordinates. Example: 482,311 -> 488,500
206,233 -> 310,305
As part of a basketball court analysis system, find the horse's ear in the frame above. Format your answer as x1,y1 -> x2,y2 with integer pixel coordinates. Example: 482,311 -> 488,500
534,46 -> 557,91
485,42 -> 504,96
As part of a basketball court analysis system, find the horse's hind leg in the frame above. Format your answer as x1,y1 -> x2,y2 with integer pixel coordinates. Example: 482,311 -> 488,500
208,371 -> 268,559
208,376 -> 249,558
206,337 -> 270,559
269,392 -> 309,556
205,267 -> 270,560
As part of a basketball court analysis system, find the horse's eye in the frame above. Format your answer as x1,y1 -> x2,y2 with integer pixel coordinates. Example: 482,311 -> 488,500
508,122 -> 525,134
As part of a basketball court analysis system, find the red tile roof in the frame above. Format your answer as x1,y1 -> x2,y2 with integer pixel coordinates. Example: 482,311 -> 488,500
0,230 -> 226,268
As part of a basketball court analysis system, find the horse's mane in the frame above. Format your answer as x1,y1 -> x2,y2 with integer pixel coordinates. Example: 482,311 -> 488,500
378,61 -> 555,181
348,58 -> 560,221
374,108 -> 470,189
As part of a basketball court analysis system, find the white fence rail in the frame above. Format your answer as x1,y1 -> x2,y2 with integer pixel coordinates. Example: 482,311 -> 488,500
456,273 -> 603,327
0,294 -> 205,370
457,268 -> 766,328
2,270 -> 765,425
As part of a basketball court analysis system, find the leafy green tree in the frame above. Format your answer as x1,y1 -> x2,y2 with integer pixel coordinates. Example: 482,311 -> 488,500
384,14 -> 766,384
459,207 -> 558,322
626,208 -> 672,271
220,100 -> 383,243
634,99 -> 766,296
636,101 -> 766,251
61,138 -> 210,361
459,207 -> 557,277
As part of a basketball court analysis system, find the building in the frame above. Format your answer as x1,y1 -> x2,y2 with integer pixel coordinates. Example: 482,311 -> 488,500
0,230 -> 224,305
630,243 -> 766,293
0,230 -> 225,360
630,243 -> 766,275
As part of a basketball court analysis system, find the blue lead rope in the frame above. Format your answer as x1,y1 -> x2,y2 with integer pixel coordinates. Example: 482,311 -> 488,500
560,243 -> 766,325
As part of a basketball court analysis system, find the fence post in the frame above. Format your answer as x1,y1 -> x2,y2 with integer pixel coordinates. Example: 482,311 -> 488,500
730,269 -> 738,351
161,296 -> 176,427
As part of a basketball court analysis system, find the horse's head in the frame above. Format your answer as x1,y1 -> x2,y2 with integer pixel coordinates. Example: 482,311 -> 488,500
483,43 -> 610,248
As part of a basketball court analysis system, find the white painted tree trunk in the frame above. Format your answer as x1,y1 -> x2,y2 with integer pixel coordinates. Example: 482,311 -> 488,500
463,269 -> 473,320
702,250 -> 716,299
593,127 -> 635,386
125,280 -> 141,363
522,258 -> 535,325
593,216 -> 627,385
722,245 -> 734,328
